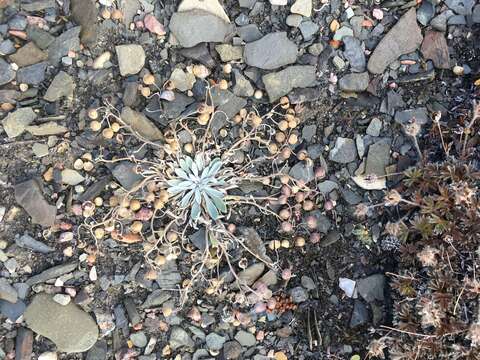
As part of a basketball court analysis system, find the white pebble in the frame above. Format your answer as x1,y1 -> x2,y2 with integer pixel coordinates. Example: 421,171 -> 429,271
38,352 -> 58,360
53,294 -> 71,306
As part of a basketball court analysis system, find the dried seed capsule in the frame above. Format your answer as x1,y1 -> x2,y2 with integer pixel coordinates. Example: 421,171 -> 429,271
280,147 -> 291,160
218,79 -> 228,90
268,143 -> 278,155
223,63 -> 232,74
130,199 -> 141,211
219,128 -> 228,137
154,254 -> 166,266
278,120 -> 288,131
268,240 -> 281,250
130,221 -> 143,233
281,239 -> 290,248
281,222 -> 293,233
303,200 -> 314,211
297,150 -> 307,161
197,113 -> 210,125
143,73 -> 155,85
90,120 -> 101,131
279,208 -> 290,220
250,115 -> 262,128
288,134 -> 298,145
83,161 -> 94,172
102,128 -> 114,139
145,192 -> 155,203
275,132 -> 286,143
295,236 -> 306,247
88,108 -> 98,120
73,158 -> 84,170
141,86 -> 151,97
94,197 -> 103,206
254,89 -> 263,99
94,227 -> 105,239
184,143 -> 193,153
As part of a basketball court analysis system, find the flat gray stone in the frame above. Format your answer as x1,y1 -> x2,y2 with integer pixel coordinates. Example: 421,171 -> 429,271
26,262 -> 78,286
0,299 -> 26,321
232,70 -> 254,97
14,179 -> 56,227
111,161 -> 144,191
44,71 -> 75,102
48,26 -> 81,65
244,32 -> 297,70
215,44 -> 243,62
343,36 -> 365,72
237,263 -> 264,286
16,62 -> 48,85
170,10 -> 233,48
339,72 -> 369,92
71,0 -> 98,45
234,330 -> 256,347
0,58 -> 15,86
206,333 -> 226,351
2,107 -> 37,138
367,8 -> 423,74
329,137 -> 356,163
169,327 -> 194,350
116,44 -> 145,76
289,162 -> 314,183
394,107 -> 429,125
121,107 -> 163,141
24,293 -> 98,353
365,141 -> 390,176
0,278 -> 18,303
16,234 -> 54,254
262,65 -> 316,102
356,274 -> 385,302
9,42 -> 47,67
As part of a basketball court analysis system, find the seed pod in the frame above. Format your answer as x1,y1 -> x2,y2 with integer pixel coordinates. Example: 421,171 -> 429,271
254,89 -> 263,99
310,232 -> 320,244
94,227 -> 105,239
166,231 -> 178,242
73,159 -> 84,170
288,133 -> 298,145
288,118 -> 298,129
83,161 -> 94,172
218,79 -> 228,90
278,120 -> 288,131
295,236 -> 306,247
280,147 -> 291,160
281,239 -> 290,248
111,9 -> 123,20
281,221 -> 293,233
94,197 -> 103,206
88,108 -> 98,120
141,86 -> 151,97
268,240 -> 281,250
154,199 -> 165,210
102,128 -> 114,139
154,254 -> 166,266
145,192 -> 155,203
281,185 -> 291,197
159,190 -> 169,202
197,113 -> 210,125
143,73 -> 155,85
268,143 -> 278,154
306,215 -> 317,229
219,128 -> 228,137
193,64 -> 210,79
302,200 -> 314,211
295,192 -> 305,203
109,196 -> 119,207
90,120 -> 101,131
279,208 -> 290,220
227,223 -> 236,233
233,114 -> 242,124
250,115 -> 262,128
297,150 -> 307,161
184,143 -> 193,153
223,63 -> 232,74
324,200 -> 334,211
130,199 -> 141,211
281,268 -> 292,280
315,167 -> 326,178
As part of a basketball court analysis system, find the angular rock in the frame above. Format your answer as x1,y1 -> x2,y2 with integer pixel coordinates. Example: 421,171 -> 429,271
179,43 -> 216,67
329,137 -> 356,163
0,299 -> 26,321
14,179 -> 56,227
223,340 -> 242,360
121,107 -> 163,141
237,24 -> 263,42
111,161 -> 144,191
169,68 -> 195,92
215,44 -> 243,62
417,0 -> 435,26
445,0 -> 475,15
299,20 -> 319,41
16,234 -> 54,254
71,0 -> 98,45
367,8 -> 423,74
130,332 -> 148,348
48,26 -> 81,64
26,262 -> 78,286
177,0 -> 230,23
86,340 -> 108,360
343,36 -> 365,72
26,122 -> 68,136
234,330 -> 256,347
9,42 -> 47,67
232,69 -> 254,97
170,10 -> 233,48
289,162 -> 314,183
350,300 -> 369,327
356,274 -> 385,303
16,62 -> 48,85
27,26 -> 55,50
365,141 -> 390,176
338,72 -> 369,92
156,261 -> 182,289
61,169 -> 85,186
15,328 -> 33,360
119,0 -> 141,25
0,278 -> 18,303
21,0 -> 55,11
2,107 -> 37,138
24,293 -> 98,353
262,65 -> 316,102
206,333 -> 226,351
244,32 -> 297,70
169,327 -> 194,350
44,71 -> 75,102
291,0 -> 311,17
116,45 -> 145,76
237,263 -> 264,286
0,58 -> 15,86
421,30 -> 450,69
394,107 -> 429,125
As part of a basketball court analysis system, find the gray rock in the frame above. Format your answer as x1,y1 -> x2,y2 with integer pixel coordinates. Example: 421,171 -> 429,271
431,10 -> 454,32
223,340 -> 242,359
0,278 -> 18,303
44,71 -> 75,102
156,260 -> 182,289
290,286 -> 308,303
9,42 -> 47,67
170,10 -> 233,48
179,43 -> 216,67
86,340 -> 108,360
0,58 -> 15,86
338,72 -> 369,92
209,88 -> 247,133
121,107 -> 163,141
2,107 -> 37,138
116,44 -> 145,76
26,262 -> 78,287
237,263 -> 264,286
48,26 -> 81,64
299,20 -> 319,41
366,118 -> 382,137
329,137 -> 356,163
305,210 -> 331,233
232,69 -> 254,97
141,289 -> 171,308
8,15 -> 27,31
21,0 -> 56,11
289,162 -> 314,183
234,330 -> 256,347
244,32 -> 297,70
111,161 -> 143,191
130,332 -> 148,348
447,14 -> 466,24
0,90 -> 19,104
215,44 -> 243,62
262,65 -> 316,102
365,141 -> 390,176
474,5 -> 480,23
333,26 -> 353,41
445,0 -> 475,15
308,42 -> 324,56
27,26 -> 55,50
286,14 -> 303,27
343,36 -> 365,72
206,333 -> 226,351
237,24 -> 263,42
421,30 -> 450,69
0,299 -> 26,321
119,0 -> 141,25
14,179 -> 57,227
367,8 -> 423,74
61,169 -> 85,185
26,122 -> 68,136
301,276 -> 316,290
16,234 -> 54,253
71,0 -> 98,45
169,68 -> 195,92
350,300 -> 369,327
394,107 -> 429,125
169,327 -> 194,350
417,0 -> 435,25
302,124 -> 317,142
317,180 -> 338,195
356,274 -> 385,302
16,62 -> 48,85
24,293 -> 98,353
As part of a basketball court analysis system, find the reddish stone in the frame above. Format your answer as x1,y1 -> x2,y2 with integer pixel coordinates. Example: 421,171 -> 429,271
421,30 -> 450,69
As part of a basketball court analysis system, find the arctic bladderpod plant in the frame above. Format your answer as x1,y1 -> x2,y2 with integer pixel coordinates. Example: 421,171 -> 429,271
167,155 -> 228,221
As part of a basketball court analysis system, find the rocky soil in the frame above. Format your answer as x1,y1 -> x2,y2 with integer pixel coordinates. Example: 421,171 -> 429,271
0,0 -> 479,359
